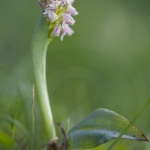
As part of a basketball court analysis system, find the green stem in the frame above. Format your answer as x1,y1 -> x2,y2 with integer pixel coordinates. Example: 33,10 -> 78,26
32,15 -> 56,139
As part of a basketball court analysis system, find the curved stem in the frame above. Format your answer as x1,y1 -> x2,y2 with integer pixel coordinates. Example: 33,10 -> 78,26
32,15 -> 56,139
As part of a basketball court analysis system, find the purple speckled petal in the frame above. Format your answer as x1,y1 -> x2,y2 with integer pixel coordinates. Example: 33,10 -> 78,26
63,14 -> 75,25
69,0 -> 74,4
66,5 -> 78,15
51,24 -> 62,36
60,25 -> 74,40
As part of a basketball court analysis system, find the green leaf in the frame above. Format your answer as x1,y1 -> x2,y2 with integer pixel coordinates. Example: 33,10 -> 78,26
68,108 -> 148,149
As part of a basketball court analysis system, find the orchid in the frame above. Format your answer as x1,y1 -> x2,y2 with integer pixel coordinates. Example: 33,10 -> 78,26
39,0 -> 78,40
31,1 -> 149,150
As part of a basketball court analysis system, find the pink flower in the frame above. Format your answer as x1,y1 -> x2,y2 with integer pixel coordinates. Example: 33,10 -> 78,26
60,24 -> 74,41
40,0 -> 78,40
63,14 -> 75,25
51,24 -> 61,36
66,5 -> 78,15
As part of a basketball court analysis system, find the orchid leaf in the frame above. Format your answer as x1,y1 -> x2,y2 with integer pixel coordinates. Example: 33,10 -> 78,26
68,108 -> 148,149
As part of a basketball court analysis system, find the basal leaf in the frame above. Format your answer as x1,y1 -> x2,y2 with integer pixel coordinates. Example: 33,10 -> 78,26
68,108 -> 148,149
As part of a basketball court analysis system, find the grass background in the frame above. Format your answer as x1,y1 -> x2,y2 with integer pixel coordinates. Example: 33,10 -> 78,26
0,0 -> 150,149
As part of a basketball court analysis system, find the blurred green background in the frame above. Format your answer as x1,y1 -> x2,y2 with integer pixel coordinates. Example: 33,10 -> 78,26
0,0 -> 150,149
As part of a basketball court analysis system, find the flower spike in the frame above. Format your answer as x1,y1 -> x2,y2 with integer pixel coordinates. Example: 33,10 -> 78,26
39,0 -> 78,40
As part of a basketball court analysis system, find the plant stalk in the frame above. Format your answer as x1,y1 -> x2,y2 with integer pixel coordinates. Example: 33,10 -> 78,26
32,15 -> 56,139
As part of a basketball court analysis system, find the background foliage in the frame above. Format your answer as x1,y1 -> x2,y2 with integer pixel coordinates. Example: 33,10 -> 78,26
0,0 -> 150,149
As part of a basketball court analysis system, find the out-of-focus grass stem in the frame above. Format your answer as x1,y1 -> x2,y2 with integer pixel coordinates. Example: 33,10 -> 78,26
107,98 -> 150,150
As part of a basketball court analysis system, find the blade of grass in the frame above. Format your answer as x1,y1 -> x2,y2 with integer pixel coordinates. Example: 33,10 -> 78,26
0,115 -> 29,139
32,84 -> 35,137
107,99 -> 150,150
30,84 -> 35,150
